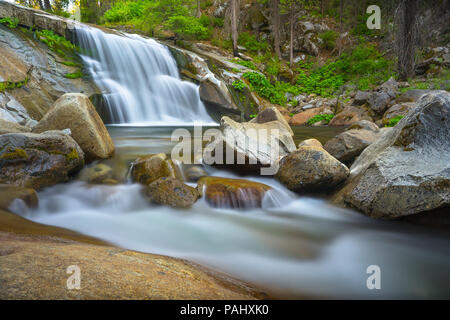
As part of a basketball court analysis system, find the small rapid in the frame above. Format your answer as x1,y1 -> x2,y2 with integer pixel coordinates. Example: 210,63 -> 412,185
20,127 -> 450,299
75,27 -> 216,125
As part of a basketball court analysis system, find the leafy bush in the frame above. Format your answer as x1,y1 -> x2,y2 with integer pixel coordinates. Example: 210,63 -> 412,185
232,80 -> 246,91
307,114 -> 335,125
104,1 -> 146,23
385,115 -> 404,127
199,14 -> 211,27
213,18 -> 224,27
243,72 -> 286,105
165,15 -> 210,40
318,30 -> 337,50
35,29 -> 76,54
238,32 -> 269,54
230,58 -> 257,70
0,17 -> 19,28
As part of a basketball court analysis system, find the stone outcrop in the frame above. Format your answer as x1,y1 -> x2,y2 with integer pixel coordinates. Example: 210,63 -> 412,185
250,106 -> 293,136
276,145 -> 349,192
203,116 -> 296,174
146,177 -> 199,209
324,128 -> 381,163
0,130 -> 84,189
0,118 -> 31,135
197,176 -> 272,209
33,93 -> 114,161
332,91 -> 450,219
0,210 -> 262,300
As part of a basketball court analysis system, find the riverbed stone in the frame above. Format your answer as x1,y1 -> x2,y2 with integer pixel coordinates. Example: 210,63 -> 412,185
197,176 -> 272,209
0,118 -> 31,135
131,153 -> 182,185
382,103 -> 414,126
332,91 -> 450,219
146,177 -> 199,209
289,107 -> 323,126
0,130 -> 84,189
0,184 -> 38,211
329,106 -> 373,126
250,106 -> 294,136
203,116 -> 296,174
324,129 -> 380,163
276,145 -> 349,192
33,93 -> 114,162
298,138 -> 323,149
78,163 -> 113,184
347,120 -> 379,132
185,166 -> 208,182
0,211 -> 262,299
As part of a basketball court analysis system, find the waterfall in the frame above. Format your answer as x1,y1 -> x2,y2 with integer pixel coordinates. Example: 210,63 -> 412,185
75,26 -> 216,125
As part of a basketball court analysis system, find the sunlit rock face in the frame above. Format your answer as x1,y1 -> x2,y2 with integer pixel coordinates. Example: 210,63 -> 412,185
334,91 -> 450,219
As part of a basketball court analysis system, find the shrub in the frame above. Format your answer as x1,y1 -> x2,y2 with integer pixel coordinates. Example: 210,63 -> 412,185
307,114 -> 335,125
232,79 -> 246,91
243,72 -> 286,105
104,1 -> 146,23
238,32 -> 268,54
213,17 -> 224,27
385,115 -> 404,127
0,17 -> 19,28
319,30 -> 337,50
230,58 -> 257,70
165,15 -> 210,40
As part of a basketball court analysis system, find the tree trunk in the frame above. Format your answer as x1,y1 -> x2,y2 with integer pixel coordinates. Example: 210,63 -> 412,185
397,0 -> 418,80
196,0 -> 202,18
231,0 -> 238,57
43,0 -> 52,11
338,0 -> 344,55
289,9 -> 294,66
272,0 -> 281,59
38,0 -> 45,10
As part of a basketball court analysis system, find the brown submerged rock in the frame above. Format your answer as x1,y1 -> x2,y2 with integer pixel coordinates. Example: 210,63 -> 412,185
0,184 -> 38,211
298,138 -> 323,149
33,93 -> 114,162
0,210 -> 262,300
131,153 -> 183,185
0,130 -> 84,189
197,176 -> 272,209
146,177 -> 199,209
276,145 -> 349,192
78,163 -> 114,184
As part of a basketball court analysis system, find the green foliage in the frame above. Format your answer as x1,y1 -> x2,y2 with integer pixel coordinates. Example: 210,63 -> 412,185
35,29 -> 76,54
318,30 -> 337,50
199,14 -> 211,27
385,115 -> 404,127
307,114 -> 335,126
296,42 -> 395,96
243,72 -> 286,105
213,17 -> 224,27
0,17 -> 19,28
230,58 -> 257,70
266,59 -> 280,77
103,1 -> 146,23
166,15 -> 210,40
232,80 -> 246,91
238,32 -> 269,54
0,77 -> 29,93
64,71 -> 84,79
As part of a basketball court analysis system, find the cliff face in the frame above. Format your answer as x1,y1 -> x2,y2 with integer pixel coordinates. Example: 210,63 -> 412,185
0,1 -> 98,124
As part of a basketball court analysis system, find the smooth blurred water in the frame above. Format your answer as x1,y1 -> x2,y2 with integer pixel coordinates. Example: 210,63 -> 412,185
75,27 -> 216,125
19,127 -> 450,299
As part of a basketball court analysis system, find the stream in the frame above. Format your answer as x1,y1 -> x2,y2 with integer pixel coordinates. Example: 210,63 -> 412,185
18,126 -> 450,299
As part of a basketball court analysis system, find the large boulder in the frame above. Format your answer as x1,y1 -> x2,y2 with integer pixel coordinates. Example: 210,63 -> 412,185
78,163 -> 114,184
396,89 -> 431,103
353,91 -> 370,105
0,119 -> 31,135
382,103 -> 415,126
289,107 -> 322,126
347,120 -> 380,132
367,91 -> 392,115
324,128 -> 381,163
298,138 -> 323,149
33,93 -> 114,162
332,91 -> 450,219
276,145 -> 349,192
131,153 -> 183,185
203,116 -> 296,174
0,184 -> 38,211
146,177 -> 199,209
251,106 -> 294,136
329,106 -> 373,126
0,130 -> 84,189
197,176 -> 272,209
199,78 -> 237,111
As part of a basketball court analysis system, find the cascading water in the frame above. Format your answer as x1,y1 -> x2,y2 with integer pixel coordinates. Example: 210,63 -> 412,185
75,26 -> 216,125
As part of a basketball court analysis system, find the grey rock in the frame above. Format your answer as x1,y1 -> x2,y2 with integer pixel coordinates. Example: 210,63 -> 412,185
368,92 -> 391,115
333,91 -> 450,219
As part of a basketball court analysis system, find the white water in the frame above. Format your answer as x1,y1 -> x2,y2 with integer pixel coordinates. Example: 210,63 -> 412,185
18,126 -> 450,299
75,27 -> 216,125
